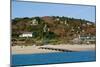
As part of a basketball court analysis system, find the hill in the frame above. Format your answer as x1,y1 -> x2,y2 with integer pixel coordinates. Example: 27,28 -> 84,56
12,16 -> 96,45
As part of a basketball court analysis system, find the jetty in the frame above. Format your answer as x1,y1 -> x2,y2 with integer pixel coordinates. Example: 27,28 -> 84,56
39,47 -> 76,52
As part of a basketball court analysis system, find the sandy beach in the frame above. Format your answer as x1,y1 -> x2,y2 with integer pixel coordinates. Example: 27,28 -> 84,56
11,44 -> 95,55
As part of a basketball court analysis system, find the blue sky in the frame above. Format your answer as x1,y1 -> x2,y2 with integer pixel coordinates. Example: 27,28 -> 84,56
12,1 -> 95,22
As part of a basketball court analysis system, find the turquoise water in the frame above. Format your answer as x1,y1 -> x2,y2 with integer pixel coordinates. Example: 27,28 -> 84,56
11,51 -> 96,66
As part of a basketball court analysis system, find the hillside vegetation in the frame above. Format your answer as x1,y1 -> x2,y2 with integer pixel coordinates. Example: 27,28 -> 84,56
12,16 -> 96,46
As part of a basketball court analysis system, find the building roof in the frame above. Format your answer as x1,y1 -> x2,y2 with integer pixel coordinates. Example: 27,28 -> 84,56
22,32 -> 33,34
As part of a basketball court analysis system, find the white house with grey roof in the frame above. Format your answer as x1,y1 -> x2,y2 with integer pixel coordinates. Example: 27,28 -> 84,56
72,35 -> 96,44
19,32 -> 33,37
31,19 -> 38,25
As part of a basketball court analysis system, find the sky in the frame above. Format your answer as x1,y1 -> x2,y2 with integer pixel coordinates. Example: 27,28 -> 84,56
12,1 -> 96,22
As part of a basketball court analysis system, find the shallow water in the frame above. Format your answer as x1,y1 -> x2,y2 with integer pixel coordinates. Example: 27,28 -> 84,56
11,51 -> 96,66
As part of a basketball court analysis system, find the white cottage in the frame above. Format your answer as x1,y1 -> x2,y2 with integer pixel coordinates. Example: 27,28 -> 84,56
72,35 -> 96,44
87,23 -> 92,25
19,32 -> 33,37
56,18 -> 60,21
31,19 -> 38,25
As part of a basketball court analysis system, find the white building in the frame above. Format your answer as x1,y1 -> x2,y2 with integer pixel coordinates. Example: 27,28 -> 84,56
60,21 -> 64,24
72,35 -> 96,44
56,18 -> 60,21
80,35 -> 96,44
87,23 -> 92,25
31,19 -> 38,25
82,24 -> 86,26
19,32 -> 33,37
64,20 -> 67,24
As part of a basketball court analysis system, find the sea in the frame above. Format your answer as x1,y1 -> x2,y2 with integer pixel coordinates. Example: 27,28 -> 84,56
11,50 -> 96,66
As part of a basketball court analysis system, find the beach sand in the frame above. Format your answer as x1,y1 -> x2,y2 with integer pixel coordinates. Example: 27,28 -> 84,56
11,44 -> 95,55
11,45 -> 60,54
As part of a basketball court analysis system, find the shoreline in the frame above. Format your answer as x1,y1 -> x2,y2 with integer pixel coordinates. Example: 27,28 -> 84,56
11,44 -> 95,55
